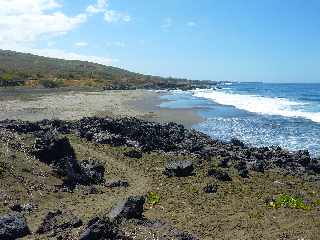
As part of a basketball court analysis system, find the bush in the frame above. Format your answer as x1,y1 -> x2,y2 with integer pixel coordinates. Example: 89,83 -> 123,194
267,194 -> 310,210
40,79 -> 64,88
147,192 -> 160,206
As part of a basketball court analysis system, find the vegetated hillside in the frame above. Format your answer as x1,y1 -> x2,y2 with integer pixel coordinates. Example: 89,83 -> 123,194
0,49 -> 215,89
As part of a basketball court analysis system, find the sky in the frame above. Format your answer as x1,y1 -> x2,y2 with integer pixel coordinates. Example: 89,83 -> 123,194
0,0 -> 320,83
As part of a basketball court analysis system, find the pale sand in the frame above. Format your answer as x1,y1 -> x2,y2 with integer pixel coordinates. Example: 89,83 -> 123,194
0,89 -> 203,128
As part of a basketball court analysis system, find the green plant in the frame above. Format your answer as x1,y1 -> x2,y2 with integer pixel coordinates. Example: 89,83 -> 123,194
147,192 -> 160,206
40,79 -> 64,88
268,194 -> 310,210
314,199 -> 320,206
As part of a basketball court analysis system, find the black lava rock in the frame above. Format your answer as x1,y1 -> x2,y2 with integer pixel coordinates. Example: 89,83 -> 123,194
79,160 -> 105,185
109,196 -> 145,222
105,180 -> 129,188
124,149 -> 143,159
238,168 -> 250,178
208,169 -> 232,181
0,213 -> 30,239
79,217 -> 128,240
203,184 -> 218,194
164,160 -> 194,177
36,210 -> 82,235
33,130 -> 75,164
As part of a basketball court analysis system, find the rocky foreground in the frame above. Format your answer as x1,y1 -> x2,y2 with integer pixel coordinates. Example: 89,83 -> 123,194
0,117 -> 319,239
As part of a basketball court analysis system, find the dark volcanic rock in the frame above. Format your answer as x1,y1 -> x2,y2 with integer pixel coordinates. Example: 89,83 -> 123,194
105,180 -> 129,188
124,149 -> 143,159
36,210 -> 82,235
33,130 -> 75,164
238,168 -> 249,178
9,203 -> 33,213
208,169 -> 232,181
0,213 -> 30,239
109,196 -> 145,222
164,160 -> 194,177
79,217 -> 129,240
203,184 -> 218,194
79,160 -> 105,185
93,132 -> 126,146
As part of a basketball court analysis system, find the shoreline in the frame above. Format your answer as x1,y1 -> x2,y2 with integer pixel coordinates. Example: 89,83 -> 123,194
0,88 -> 204,129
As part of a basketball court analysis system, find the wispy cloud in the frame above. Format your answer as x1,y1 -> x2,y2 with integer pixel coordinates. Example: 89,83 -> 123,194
86,0 -> 108,14
104,10 -> 131,23
75,42 -> 88,47
161,17 -> 173,30
186,21 -> 197,27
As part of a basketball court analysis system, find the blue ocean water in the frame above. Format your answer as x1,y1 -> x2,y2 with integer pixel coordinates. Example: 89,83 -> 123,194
159,83 -> 320,157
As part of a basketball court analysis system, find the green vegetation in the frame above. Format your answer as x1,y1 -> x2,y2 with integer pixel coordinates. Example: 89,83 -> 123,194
314,199 -> 320,206
147,191 -> 160,206
268,194 -> 311,210
0,49 -> 211,88
40,79 -> 64,88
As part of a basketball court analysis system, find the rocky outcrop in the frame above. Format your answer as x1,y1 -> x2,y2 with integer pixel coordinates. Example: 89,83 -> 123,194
164,160 -> 194,177
79,217 -> 129,240
0,117 -> 319,179
36,210 -> 82,236
109,196 -> 145,222
0,213 -> 30,239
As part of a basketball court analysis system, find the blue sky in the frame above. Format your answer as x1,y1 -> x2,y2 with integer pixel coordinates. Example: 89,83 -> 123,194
1,0 -> 320,82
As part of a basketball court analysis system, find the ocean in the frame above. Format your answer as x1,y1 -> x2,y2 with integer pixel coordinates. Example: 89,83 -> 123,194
160,83 -> 320,157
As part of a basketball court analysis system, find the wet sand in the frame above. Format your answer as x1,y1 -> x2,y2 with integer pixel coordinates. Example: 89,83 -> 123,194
0,88 -> 203,128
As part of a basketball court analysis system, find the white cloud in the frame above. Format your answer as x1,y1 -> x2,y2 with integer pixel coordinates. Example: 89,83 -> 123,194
0,0 -> 87,45
86,0 -> 108,14
104,10 -> 131,23
161,17 -> 173,30
75,42 -> 88,47
187,21 -> 197,27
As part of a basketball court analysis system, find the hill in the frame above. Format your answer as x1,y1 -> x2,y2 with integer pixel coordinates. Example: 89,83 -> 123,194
0,49 -> 216,89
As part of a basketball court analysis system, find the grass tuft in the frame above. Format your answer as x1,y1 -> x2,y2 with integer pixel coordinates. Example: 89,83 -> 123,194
147,191 -> 160,206
268,194 -> 310,210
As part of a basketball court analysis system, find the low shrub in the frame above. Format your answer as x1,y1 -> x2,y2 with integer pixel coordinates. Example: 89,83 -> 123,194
0,161 -> 6,177
267,194 -> 310,210
147,192 -> 160,206
40,79 -> 64,88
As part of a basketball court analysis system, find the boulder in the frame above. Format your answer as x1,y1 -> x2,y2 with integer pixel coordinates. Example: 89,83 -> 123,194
105,180 -> 129,188
208,169 -> 232,181
33,130 -> 75,164
0,213 -> 30,239
124,149 -> 143,159
36,210 -> 82,236
203,184 -> 217,194
79,160 -> 105,185
79,217 -> 128,240
109,196 -> 145,222
164,160 -> 194,177
238,169 -> 249,178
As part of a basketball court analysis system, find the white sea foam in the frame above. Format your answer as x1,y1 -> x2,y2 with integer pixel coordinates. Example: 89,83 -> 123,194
193,89 -> 320,123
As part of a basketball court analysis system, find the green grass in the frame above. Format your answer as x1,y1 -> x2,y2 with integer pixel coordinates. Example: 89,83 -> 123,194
147,191 -> 160,206
268,194 -> 311,210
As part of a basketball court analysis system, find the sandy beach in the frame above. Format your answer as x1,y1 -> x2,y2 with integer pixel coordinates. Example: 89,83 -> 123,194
0,88 -> 203,128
